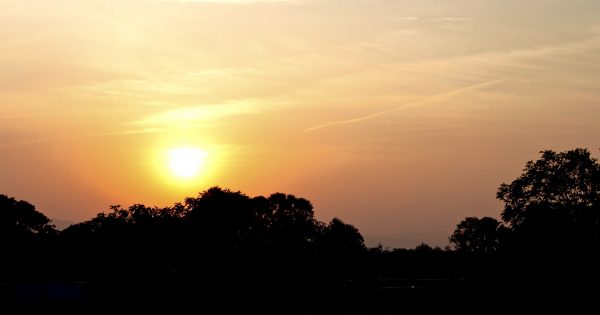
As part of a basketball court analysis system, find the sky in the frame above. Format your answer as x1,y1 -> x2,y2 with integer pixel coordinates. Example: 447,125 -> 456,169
1,0 -> 600,247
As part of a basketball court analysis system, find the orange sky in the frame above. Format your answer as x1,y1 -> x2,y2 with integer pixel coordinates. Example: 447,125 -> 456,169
1,0 -> 600,247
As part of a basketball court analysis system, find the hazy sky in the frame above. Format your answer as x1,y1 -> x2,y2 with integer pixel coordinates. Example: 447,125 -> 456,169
2,0 -> 600,247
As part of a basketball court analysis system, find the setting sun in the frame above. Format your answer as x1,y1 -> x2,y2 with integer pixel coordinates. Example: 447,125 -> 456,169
167,147 -> 206,179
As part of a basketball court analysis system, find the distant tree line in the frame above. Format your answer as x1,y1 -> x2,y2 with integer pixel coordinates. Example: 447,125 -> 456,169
1,148 -> 599,313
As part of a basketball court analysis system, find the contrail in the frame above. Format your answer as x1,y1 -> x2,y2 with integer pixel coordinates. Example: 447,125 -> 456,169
302,78 -> 507,133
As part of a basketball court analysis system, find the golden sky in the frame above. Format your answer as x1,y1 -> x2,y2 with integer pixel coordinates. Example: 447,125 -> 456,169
2,0 -> 600,247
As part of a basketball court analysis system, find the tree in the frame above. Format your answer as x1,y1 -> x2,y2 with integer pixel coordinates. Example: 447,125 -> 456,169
497,148 -> 600,228
449,217 -> 505,254
0,195 -> 57,282
496,148 -> 600,254
319,218 -> 365,257
266,192 -> 318,246
186,187 -> 254,231
0,194 -> 56,238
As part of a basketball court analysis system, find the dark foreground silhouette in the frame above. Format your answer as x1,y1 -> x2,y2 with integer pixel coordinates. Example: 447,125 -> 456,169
2,148 -> 600,313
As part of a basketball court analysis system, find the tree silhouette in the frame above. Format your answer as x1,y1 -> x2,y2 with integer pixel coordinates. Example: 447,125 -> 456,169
265,192 -> 319,250
316,218 -> 365,280
320,218 -> 365,256
0,194 -> 56,239
498,148 -> 600,228
185,187 -> 254,237
449,217 -> 505,254
496,148 -> 600,254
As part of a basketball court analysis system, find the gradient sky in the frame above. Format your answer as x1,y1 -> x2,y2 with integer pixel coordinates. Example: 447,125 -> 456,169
2,0 -> 600,247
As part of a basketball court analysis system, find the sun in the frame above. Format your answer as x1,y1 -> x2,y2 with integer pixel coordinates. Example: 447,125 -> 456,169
167,147 -> 206,179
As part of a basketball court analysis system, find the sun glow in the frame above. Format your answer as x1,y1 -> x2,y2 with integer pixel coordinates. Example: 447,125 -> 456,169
167,147 -> 206,179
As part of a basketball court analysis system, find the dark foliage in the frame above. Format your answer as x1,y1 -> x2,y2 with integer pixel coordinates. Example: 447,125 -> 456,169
450,148 -> 600,310
449,217 -> 506,254
2,148 -> 600,313
0,194 -> 56,239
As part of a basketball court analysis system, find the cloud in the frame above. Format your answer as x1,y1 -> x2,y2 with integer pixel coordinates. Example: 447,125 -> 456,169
468,35 -> 600,63
303,78 -> 507,132
428,17 -> 474,22
135,101 -> 261,128
396,16 -> 420,21
396,16 -> 474,23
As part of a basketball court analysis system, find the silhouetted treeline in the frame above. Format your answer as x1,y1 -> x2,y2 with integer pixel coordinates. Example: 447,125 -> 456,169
448,148 -> 600,310
2,148 -> 600,313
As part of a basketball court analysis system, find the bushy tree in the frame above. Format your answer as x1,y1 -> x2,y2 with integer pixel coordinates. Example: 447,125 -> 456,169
495,149 -> 600,253
449,217 -> 505,254
0,194 -> 56,238
497,148 -> 600,228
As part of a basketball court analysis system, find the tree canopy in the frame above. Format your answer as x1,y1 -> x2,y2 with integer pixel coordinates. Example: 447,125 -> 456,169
497,148 -> 600,228
0,194 -> 56,239
449,217 -> 505,254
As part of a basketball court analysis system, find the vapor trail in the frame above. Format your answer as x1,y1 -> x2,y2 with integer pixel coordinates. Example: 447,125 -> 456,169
302,78 -> 507,133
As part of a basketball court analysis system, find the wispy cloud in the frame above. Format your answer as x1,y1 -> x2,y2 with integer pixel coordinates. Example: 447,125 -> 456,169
396,16 -> 420,21
135,101 -> 260,128
428,17 -> 474,22
464,35 -> 600,63
303,78 -> 507,132
396,16 -> 474,22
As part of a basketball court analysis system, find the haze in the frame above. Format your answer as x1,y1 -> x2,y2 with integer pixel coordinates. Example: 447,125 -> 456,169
1,0 -> 600,247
